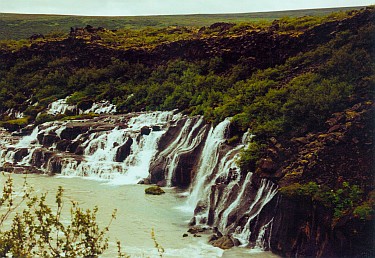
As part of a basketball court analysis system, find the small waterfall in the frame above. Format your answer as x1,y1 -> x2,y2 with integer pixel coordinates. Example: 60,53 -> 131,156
157,116 -> 207,186
83,101 -> 117,114
47,97 -> 119,116
56,111 -> 176,183
0,111 -> 179,184
218,172 -> 253,232
233,179 -> 278,246
47,97 -> 76,115
15,126 -> 39,148
187,118 -> 231,216
255,218 -> 274,250
4,108 -> 24,119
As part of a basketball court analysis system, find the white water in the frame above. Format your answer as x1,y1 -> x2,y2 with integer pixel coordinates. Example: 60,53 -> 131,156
233,179 -> 278,246
218,172 -> 253,232
83,101 -> 117,114
47,97 -> 76,115
187,118 -> 231,212
1,111 -> 181,184
47,97 -> 117,116
15,126 -> 39,148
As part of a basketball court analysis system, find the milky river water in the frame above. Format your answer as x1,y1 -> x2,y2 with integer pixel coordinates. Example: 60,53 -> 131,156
5,173 -> 279,258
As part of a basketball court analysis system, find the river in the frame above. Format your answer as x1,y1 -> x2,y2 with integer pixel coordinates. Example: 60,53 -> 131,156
5,173 -> 279,258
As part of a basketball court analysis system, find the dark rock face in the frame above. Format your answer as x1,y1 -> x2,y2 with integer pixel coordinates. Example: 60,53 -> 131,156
115,138 -> 133,162
13,148 -> 28,162
149,117 -> 209,186
259,101 -> 375,257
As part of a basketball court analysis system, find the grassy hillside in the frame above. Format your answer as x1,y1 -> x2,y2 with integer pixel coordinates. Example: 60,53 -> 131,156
0,6 -> 365,40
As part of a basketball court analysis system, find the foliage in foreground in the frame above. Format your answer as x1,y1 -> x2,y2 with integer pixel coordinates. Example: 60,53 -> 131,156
0,174 -> 116,257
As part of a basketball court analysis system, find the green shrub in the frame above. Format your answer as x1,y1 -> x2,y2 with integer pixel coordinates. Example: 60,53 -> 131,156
0,175 -> 116,257
280,181 -> 364,219
34,113 -> 56,125
238,141 -> 266,172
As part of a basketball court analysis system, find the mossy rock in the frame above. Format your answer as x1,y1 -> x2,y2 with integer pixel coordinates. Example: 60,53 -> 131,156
145,186 -> 165,195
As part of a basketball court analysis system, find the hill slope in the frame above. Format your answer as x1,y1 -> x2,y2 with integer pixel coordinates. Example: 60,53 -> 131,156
0,6 -> 366,40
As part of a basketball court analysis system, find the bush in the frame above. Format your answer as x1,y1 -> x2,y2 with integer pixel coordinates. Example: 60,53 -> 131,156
34,112 -> 56,125
0,175 -> 116,257
280,181 -> 365,219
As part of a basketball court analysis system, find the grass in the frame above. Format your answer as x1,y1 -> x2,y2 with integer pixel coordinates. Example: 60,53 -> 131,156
0,6 -> 367,40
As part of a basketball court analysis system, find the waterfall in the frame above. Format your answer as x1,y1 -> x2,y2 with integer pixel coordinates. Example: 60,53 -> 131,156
83,101 -> 117,114
154,116 -> 207,186
233,179 -> 278,246
47,97 -> 76,115
0,110 -> 280,252
255,218 -> 274,250
218,172 -> 253,232
0,111 -> 179,184
15,126 -> 39,148
47,97 -> 119,116
186,118 -> 231,217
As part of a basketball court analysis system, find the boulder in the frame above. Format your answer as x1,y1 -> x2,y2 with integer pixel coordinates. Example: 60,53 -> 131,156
211,235 -> 235,249
152,125 -> 162,131
145,186 -> 165,195
140,126 -> 151,135
187,226 -> 206,234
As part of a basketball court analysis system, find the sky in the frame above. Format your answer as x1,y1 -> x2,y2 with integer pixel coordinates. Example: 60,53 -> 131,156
0,0 -> 374,16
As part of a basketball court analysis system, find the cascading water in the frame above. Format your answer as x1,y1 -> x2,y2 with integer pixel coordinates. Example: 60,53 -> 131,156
186,118 -> 231,219
0,106 -> 280,254
233,179 -> 278,246
155,116 -> 207,186
47,97 -> 76,115
83,101 -> 117,114
0,110 -> 181,184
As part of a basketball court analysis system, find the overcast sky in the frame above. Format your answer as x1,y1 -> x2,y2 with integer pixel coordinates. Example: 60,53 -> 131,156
0,0 -> 373,16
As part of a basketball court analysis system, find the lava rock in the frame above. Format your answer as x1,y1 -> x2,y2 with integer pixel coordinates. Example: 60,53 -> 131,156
115,138 -> 133,162
141,126 -> 151,135
145,186 -> 165,195
211,235 -> 235,250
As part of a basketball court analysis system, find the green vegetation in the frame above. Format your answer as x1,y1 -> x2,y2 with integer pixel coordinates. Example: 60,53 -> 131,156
280,181 -> 371,220
0,174 -> 116,257
0,7 -> 363,40
0,8 -> 373,163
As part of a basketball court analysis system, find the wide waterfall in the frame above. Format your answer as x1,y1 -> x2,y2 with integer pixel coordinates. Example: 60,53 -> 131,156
0,107 -> 279,253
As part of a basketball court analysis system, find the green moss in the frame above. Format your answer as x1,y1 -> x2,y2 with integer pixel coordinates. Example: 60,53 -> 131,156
1,117 -> 29,126
145,186 -> 165,195
226,135 -> 240,145
0,117 -> 30,130
61,113 -> 99,121
35,113 -> 57,125
353,191 -> 375,220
